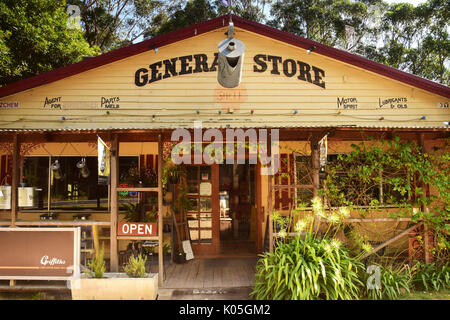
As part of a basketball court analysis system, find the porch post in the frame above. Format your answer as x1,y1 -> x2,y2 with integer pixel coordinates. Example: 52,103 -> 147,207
158,133 -> 164,286
268,131 -> 273,252
418,133 -> 432,263
10,134 -> 20,226
110,133 -> 119,272
310,136 -> 320,232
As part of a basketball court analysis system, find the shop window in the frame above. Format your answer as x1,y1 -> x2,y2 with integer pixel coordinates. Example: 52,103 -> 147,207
20,156 -> 140,211
50,157 -> 108,210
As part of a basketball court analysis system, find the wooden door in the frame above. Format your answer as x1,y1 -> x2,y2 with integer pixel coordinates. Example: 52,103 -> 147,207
185,164 -> 219,255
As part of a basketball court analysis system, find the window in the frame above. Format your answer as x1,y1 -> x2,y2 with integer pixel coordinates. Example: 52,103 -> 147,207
20,156 -> 140,211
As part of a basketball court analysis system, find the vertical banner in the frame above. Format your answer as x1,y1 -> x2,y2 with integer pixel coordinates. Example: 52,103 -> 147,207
98,136 -> 110,185
319,135 -> 328,167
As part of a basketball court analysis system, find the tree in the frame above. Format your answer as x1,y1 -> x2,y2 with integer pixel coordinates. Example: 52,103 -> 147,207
145,0 -> 219,37
69,0 -> 168,51
268,0 -> 380,50
0,0 -> 99,86
365,0 -> 449,85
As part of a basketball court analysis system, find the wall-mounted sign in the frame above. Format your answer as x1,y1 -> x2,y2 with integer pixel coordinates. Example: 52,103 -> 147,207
379,97 -> 408,109
437,102 -> 449,108
43,96 -> 62,109
101,96 -> 120,109
117,222 -> 158,237
0,228 -> 80,280
0,101 -> 19,109
337,97 -> 358,109
97,136 -> 110,185
253,54 -> 326,89
134,52 -> 326,89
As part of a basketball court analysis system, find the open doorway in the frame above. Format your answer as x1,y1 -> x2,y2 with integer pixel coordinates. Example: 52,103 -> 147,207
219,164 -> 256,255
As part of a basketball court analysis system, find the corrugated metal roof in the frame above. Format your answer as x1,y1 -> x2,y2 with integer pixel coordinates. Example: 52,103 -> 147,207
0,124 -> 448,132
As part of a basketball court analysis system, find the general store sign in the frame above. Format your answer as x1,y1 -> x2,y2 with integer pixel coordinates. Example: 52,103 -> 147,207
0,228 -> 80,280
118,222 -> 158,237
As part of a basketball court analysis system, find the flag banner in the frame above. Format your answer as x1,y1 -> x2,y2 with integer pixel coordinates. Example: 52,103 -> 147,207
319,135 -> 327,167
98,136 -> 110,185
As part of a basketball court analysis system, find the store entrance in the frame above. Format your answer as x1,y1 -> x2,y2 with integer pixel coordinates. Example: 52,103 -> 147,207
219,164 -> 256,255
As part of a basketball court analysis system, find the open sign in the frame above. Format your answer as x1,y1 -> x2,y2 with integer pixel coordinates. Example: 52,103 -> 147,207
117,222 -> 157,237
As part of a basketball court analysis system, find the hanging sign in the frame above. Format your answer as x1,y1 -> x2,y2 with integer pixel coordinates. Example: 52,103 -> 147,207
117,222 -> 158,237
97,136 -> 110,185
319,135 -> 328,167
199,182 -> 212,196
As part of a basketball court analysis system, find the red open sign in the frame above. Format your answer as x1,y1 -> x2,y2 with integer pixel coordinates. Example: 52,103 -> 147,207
117,222 -> 158,237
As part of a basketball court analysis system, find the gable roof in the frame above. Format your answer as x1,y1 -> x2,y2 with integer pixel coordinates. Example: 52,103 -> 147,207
0,14 -> 449,99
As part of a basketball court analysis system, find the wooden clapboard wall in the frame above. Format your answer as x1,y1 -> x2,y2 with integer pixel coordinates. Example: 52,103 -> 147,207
0,25 -> 448,130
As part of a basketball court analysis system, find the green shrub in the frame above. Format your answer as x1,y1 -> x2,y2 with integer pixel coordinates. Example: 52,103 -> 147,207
251,236 -> 364,300
124,254 -> 147,278
410,262 -> 450,292
87,244 -> 106,278
364,264 -> 411,300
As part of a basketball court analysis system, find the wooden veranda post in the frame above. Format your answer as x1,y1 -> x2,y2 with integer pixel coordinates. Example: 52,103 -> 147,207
10,134 -> 20,226
267,131 -> 273,252
310,136 -> 320,232
158,134 -> 164,286
419,133 -> 432,263
110,134 -> 119,272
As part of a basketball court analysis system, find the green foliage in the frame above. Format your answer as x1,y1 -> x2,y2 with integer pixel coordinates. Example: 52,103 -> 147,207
123,202 -> 157,222
0,0 -> 99,85
410,262 -> 450,292
325,136 -> 450,251
87,244 -> 106,278
124,254 -> 147,278
364,264 -> 411,300
252,197 -> 364,300
251,235 -> 364,300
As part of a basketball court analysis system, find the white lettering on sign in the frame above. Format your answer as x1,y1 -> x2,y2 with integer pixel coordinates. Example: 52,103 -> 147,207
120,223 -> 154,236
40,255 -> 66,266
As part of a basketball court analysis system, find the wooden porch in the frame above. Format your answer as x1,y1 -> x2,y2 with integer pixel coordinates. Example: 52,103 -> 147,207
162,257 -> 257,289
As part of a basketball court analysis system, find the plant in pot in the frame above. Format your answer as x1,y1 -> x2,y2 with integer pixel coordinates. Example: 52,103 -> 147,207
123,201 -> 157,223
71,244 -> 158,300
163,158 -> 184,186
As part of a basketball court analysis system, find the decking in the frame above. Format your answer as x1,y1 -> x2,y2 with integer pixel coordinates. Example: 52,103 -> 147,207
162,257 -> 257,289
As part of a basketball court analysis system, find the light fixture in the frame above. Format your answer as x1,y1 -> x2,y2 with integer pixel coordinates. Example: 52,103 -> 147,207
196,109 -> 200,114
51,160 -> 62,180
76,158 -> 90,178
420,116 -> 426,120
306,46 -> 316,54
379,117 -> 384,120
293,109 -> 298,115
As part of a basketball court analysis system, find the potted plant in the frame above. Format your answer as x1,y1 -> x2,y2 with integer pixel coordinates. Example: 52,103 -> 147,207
163,159 -> 184,186
71,246 -> 158,300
